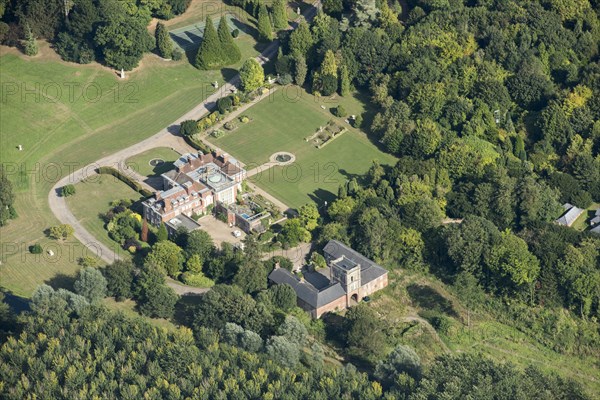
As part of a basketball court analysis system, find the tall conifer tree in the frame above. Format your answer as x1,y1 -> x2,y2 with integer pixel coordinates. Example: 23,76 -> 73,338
155,22 -> 173,59
217,16 -> 241,64
272,0 -> 288,30
195,16 -> 224,69
257,4 -> 273,42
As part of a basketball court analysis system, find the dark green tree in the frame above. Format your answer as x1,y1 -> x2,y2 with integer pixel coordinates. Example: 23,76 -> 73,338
288,19 -> 312,57
271,0 -> 288,30
267,284 -> 297,311
155,22 -> 173,59
157,222 -> 168,241
180,120 -> 200,136
182,229 -> 215,261
257,4 -> 273,42
233,261 -> 267,294
103,260 -> 135,301
294,55 -> 307,86
195,16 -> 224,69
217,16 -> 241,64
136,266 -> 178,318
94,11 -> 154,70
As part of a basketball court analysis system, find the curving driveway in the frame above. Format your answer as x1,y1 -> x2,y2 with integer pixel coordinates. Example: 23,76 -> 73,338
48,3 -> 321,266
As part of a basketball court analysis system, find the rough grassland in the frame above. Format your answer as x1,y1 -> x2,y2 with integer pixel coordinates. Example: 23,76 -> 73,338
371,272 -> 600,395
210,89 -> 397,208
0,31 -> 261,297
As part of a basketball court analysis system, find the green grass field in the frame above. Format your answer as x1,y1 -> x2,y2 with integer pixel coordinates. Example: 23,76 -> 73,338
65,176 -> 143,252
210,88 -> 397,208
571,203 -> 599,231
0,17 -> 262,297
126,147 -> 182,177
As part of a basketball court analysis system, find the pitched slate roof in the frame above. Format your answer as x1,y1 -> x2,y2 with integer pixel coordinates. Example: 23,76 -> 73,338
591,225 -> 600,235
268,268 -> 346,308
323,240 -> 388,285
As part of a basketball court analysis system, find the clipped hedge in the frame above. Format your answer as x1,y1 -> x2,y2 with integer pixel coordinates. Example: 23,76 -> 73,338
96,167 -> 153,197
184,135 -> 213,154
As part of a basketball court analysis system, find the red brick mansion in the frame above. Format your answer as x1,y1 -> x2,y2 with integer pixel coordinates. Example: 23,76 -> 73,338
143,151 -> 245,230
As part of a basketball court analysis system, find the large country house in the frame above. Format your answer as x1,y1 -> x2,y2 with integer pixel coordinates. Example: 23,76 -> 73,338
269,240 -> 389,318
143,151 -> 244,231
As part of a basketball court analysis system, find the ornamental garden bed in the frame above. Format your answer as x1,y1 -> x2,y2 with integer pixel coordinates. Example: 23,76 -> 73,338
305,120 -> 347,148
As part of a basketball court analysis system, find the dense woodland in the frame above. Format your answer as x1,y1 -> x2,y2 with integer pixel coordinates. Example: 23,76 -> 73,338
1,0 -> 600,397
0,288 -> 591,399
0,0 -> 192,68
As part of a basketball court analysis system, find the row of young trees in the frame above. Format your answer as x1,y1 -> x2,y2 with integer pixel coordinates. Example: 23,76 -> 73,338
0,284 -> 590,399
0,0 -> 191,68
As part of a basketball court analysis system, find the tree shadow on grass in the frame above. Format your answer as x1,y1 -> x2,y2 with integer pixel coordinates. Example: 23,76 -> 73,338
308,188 -> 336,208
221,67 -> 238,82
1,289 -> 30,314
45,273 -> 77,292
406,283 -> 458,318
337,169 -> 362,184
184,47 -> 199,65
231,18 -> 259,41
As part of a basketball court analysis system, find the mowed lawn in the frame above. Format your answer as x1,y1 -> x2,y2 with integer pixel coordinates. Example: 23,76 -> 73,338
65,177 -> 143,253
0,27 -> 262,297
126,147 -> 182,177
210,89 -> 397,208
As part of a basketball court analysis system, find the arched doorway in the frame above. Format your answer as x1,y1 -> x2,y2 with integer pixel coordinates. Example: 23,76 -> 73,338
350,294 -> 359,304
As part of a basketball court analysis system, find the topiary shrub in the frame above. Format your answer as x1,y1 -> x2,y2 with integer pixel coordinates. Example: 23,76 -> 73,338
180,119 -> 200,136
217,96 -> 234,114
29,243 -> 43,254
334,105 -> 347,117
232,29 -> 240,38
224,121 -> 237,131
61,184 -> 76,197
